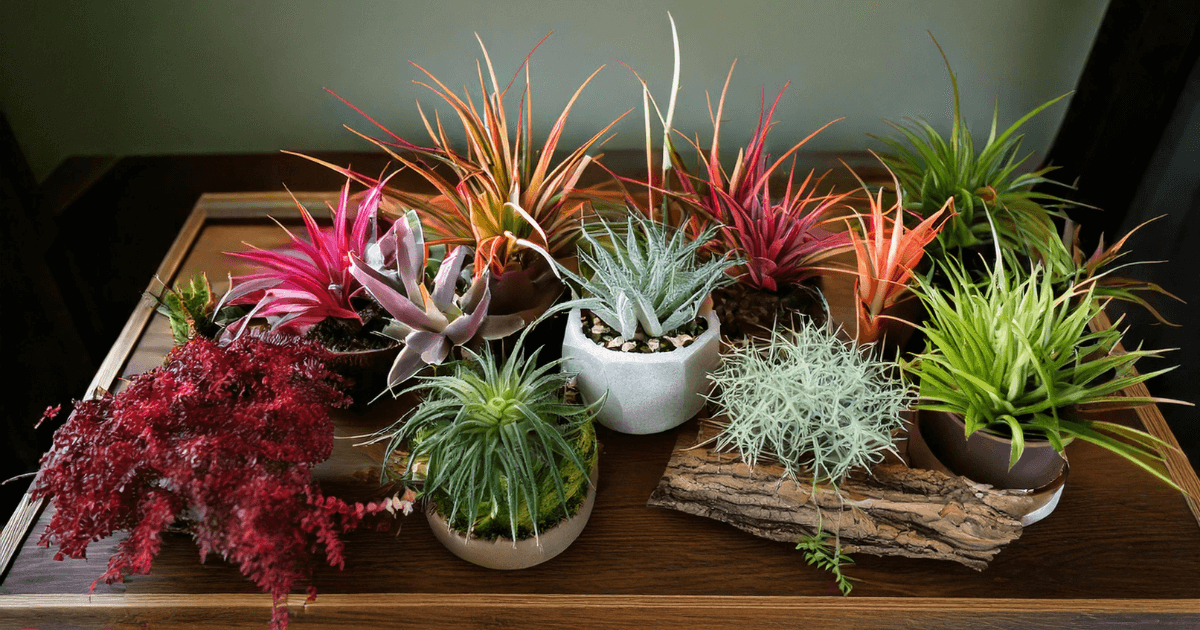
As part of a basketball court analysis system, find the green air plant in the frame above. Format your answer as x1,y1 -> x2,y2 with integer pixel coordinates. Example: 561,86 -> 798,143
549,213 -> 741,339
369,344 -> 600,541
875,36 -> 1082,267
706,321 -> 913,594
904,250 -> 1186,488
153,272 -> 221,346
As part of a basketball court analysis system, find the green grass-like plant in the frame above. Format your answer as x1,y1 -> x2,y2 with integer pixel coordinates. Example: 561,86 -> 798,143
369,344 -> 600,541
876,36 -> 1082,267
708,322 -> 913,485
552,213 -> 741,339
904,252 -> 1183,487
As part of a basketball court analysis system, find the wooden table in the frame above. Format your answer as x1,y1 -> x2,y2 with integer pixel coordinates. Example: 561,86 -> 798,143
2,191 -> 1199,629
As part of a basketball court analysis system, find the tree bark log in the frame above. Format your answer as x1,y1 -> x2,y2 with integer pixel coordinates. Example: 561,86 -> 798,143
648,422 -> 1042,570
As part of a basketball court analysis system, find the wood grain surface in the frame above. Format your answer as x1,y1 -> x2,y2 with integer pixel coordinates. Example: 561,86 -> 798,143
3,191 -> 1198,629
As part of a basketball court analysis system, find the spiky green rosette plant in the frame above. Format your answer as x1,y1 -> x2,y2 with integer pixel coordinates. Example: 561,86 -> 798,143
551,213 -> 741,339
904,252 -> 1183,487
370,344 -> 600,541
876,38 -> 1081,268
707,321 -> 913,594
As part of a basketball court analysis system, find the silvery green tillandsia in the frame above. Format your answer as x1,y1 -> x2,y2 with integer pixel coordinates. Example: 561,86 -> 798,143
549,212 -> 742,339
706,321 -> 913,595
708,321 -> 913,485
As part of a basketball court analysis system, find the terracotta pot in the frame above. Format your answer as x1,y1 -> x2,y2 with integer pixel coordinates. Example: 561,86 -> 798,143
561,307 -> 721,435
425,459 -> 599,570
916,410 -> 1066,490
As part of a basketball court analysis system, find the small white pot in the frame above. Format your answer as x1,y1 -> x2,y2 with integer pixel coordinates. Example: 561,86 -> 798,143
425,460 -> 599,570
561,307 -> 721,434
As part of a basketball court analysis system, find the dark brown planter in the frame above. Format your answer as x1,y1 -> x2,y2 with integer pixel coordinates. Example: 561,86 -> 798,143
712,277 -> 827,340
325,344 -> 401,407
916,409 -> 1066,490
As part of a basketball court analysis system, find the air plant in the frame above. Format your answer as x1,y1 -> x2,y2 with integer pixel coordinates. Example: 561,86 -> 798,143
875,36 -> 1082,266
1049,217 -> 1183,325
221,178 -> 390,336
846,161 -> 954,345
300,34 -> 630,282
369,343 -> 600,542
904,251 -> 1185,488
708,322 -> 913,485
550,213 -> 741,339
348,210 -> 522,391
707,321 -> 913,595
618,25 -> 849,292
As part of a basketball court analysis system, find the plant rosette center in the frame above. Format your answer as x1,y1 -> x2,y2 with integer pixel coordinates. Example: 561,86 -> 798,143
579,310 -> 708,354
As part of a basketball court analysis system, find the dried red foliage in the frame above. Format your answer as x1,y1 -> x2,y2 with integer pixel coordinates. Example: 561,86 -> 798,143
32,334 -> 384,629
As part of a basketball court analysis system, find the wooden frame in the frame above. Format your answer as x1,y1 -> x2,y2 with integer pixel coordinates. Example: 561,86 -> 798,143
3,193 -> 1199,629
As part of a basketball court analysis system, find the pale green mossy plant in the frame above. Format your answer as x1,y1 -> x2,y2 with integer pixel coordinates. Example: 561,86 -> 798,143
904,250 -> 1186,488
551,212 -> 741,339
369,343 -> 601,541
707,322 -> 914,594
708,323 -> 913,484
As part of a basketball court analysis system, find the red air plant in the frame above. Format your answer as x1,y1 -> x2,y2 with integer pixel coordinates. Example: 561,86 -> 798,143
296,34 -> 629,281
624,56 -> 850,292
847,162 -> 954,345
221,178 -> 391,335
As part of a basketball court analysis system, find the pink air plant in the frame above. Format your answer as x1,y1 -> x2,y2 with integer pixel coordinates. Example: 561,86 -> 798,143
221,178 -> 391,336
848,163 -> 954,345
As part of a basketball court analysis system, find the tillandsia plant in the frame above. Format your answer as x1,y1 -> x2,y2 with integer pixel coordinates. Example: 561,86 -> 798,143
706,321 -> 913,594
708,322 -> 913,485
369,344 -> 600,541
221,178 -> 393,342
348,210 -> 523,391
302,35 -> 629,285
32,334 -> 402,630
1047,217 -> 1183,325
845,160 -> 954,345
875,36 -> 1082,267
904,251 -> 1185,487
550,213 -> 741,339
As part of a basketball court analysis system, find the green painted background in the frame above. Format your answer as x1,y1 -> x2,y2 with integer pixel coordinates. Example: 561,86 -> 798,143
1,0 -> 1109,182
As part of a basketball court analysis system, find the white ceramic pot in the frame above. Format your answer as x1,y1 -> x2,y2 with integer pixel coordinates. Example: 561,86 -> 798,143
425,460 -> 599,570
561,307 -> 721,434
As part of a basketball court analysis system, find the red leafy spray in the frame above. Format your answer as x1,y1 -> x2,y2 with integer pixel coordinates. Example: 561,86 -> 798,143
32,334 -> 385,629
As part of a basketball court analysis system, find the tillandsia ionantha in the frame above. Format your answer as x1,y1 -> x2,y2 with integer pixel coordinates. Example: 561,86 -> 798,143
618,19 -> 850,293
298,34 -> 630,288
348,209 -> 524,391
706,321 -> 913,594
367,343 -> 601,542
844,158 -> 954,345
152,271 -> 234,346
548,212 -> 741,340
875,34 -> 1084,269
904,247 -> 1188,488
220,177 -> 392,339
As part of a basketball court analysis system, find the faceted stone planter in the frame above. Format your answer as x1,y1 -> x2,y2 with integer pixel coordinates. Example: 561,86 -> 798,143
561,307 -> 721,435
425,459 -> 599,570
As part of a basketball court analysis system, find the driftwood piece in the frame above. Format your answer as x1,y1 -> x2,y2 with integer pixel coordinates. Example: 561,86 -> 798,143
648,423 -> 1042,570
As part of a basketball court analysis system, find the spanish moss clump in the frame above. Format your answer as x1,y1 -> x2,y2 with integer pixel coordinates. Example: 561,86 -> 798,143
708,322 -> 914,485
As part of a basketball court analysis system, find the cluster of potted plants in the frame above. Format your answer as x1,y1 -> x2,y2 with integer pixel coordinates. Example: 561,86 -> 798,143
29,19 -> 1189,628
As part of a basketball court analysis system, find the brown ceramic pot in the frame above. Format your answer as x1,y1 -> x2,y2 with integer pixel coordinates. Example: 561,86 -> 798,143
916,409 -> 1066,490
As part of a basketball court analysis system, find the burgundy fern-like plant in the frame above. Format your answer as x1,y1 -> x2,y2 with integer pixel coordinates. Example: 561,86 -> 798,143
32,334 -> 399,630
